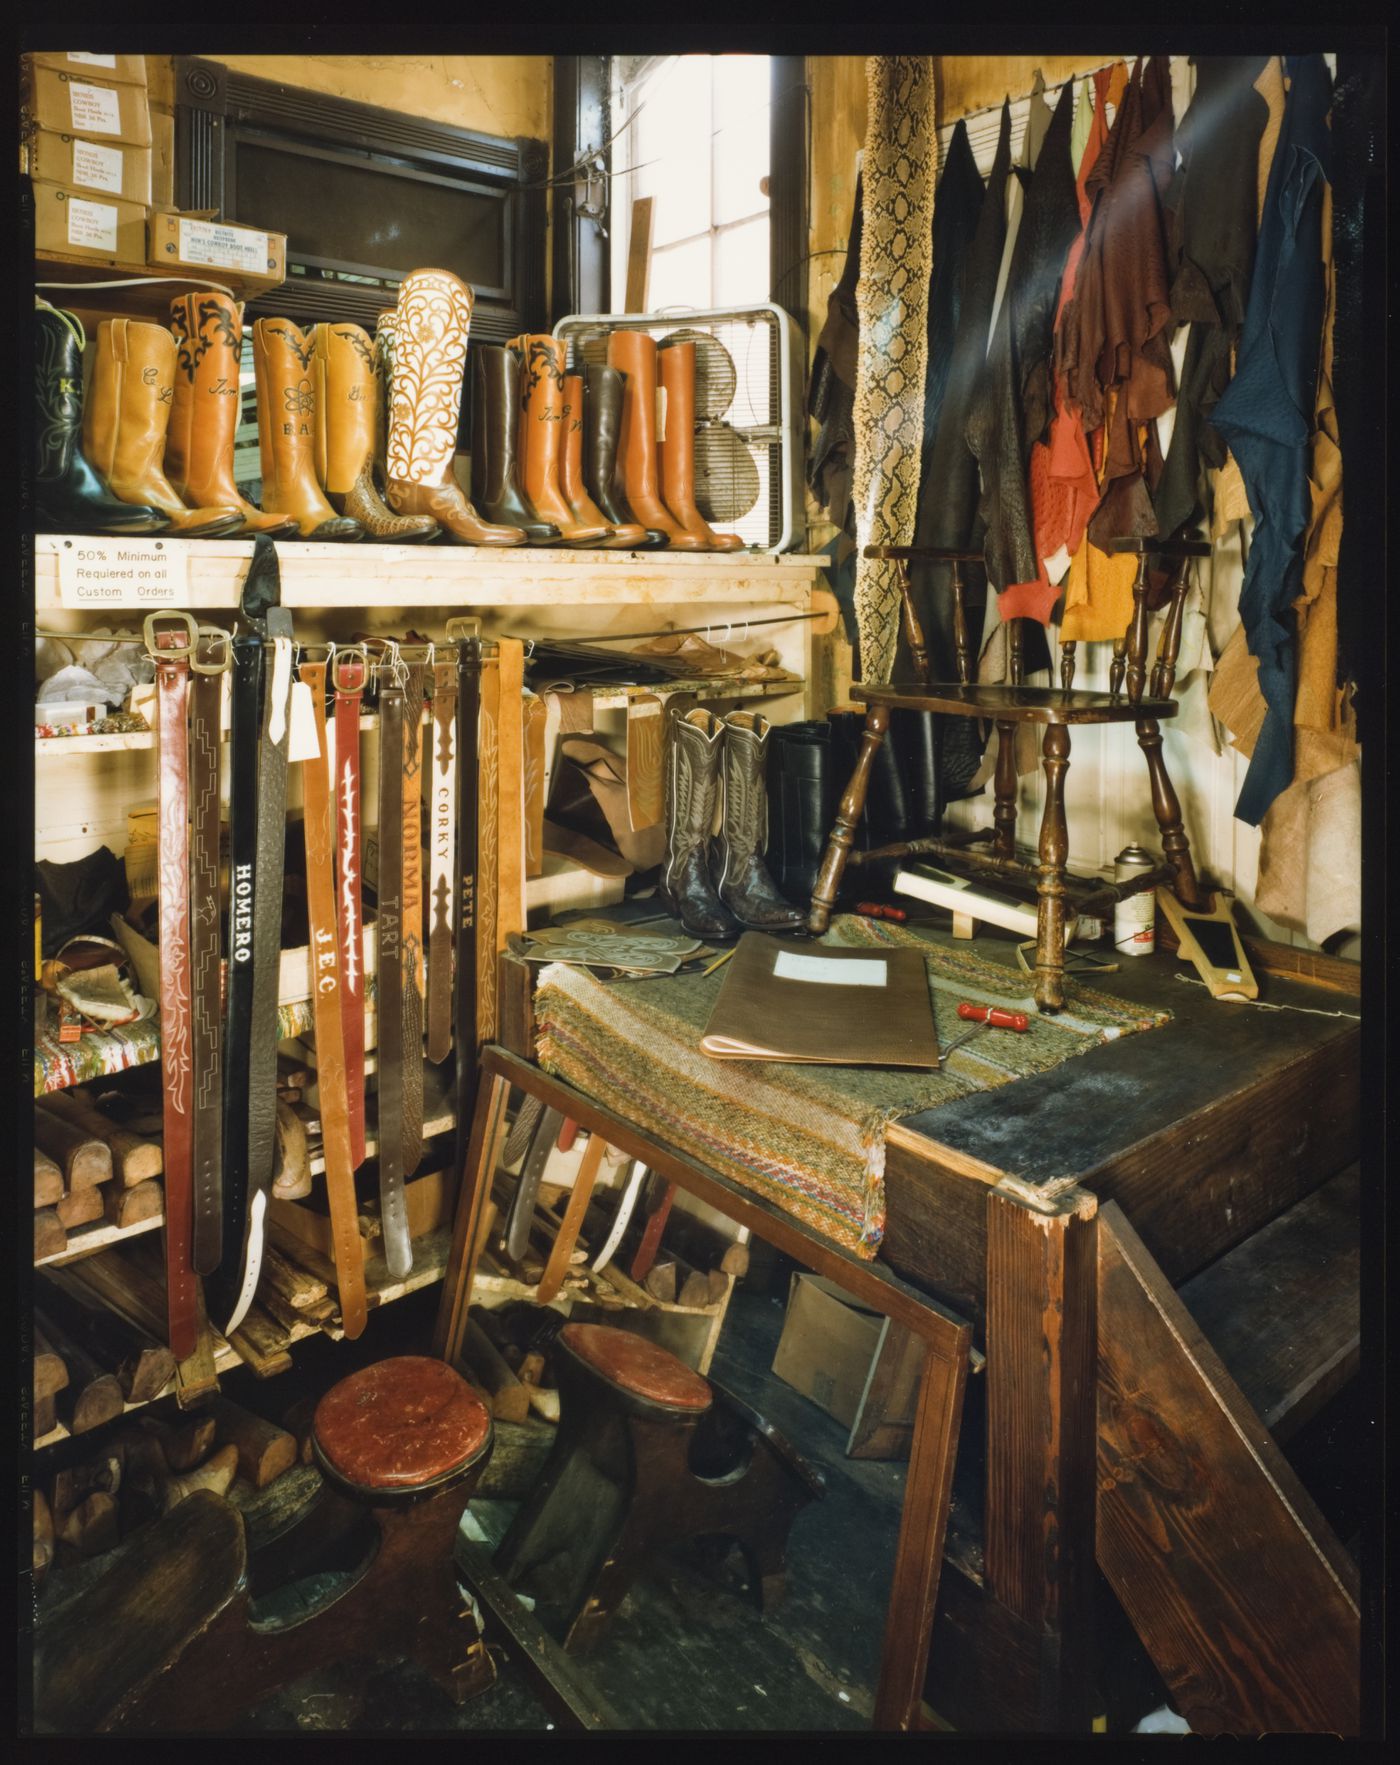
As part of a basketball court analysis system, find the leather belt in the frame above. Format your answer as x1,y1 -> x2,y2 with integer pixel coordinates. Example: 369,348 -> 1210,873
399,650 -> 427,1183
333,646 -> 369,1170
426,657 -> 457,1064
188,625 -> 230,1275
451,628 -> 482,1134
145,612 -> 198,1360
217,631 -> 265,1318
299,653 -> 369,1337
374,665 -> 412,1280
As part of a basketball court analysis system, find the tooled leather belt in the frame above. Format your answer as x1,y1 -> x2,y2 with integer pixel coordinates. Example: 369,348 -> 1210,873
426,656 -> 458,1064
374,663 -> 411,1280
224,537 -> 294,1339
146,611 -> 198,1360
333,645 -> 369,1170
399,649 -> 427,1185
300,651 -> 369,1337
188,624 -> 231,1275
216,629 -> 264,1323
451,629 -> 482,1138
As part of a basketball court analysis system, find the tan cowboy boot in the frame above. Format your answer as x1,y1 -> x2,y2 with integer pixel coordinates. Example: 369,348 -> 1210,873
510,334 -> 609,545
251,318 -> 363,541
657,338 -> 743,550
384,269 -> 525,546
561,372 -> 645,548
311,322 -> 437,542
166,293 -> 298,538
81,319 -> 245,537
607,329 -> 703,550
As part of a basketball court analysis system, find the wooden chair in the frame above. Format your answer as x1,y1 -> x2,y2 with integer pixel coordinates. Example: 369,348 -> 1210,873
808,536 -> 1210,1010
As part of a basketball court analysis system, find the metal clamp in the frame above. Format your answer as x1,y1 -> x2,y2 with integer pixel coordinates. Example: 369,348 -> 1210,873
142,609 -> 199,660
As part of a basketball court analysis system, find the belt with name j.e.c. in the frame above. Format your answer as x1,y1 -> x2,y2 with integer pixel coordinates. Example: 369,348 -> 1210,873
374,659 -> 411,1280
299,650 -> 368,1337
426,655 -> 457,1064
332,644 -> 369,1170
188,623 -> 232,1276
146,611 -> 199,1360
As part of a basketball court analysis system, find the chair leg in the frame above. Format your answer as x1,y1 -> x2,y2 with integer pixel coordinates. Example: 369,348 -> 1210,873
992,719 -> 1018,859
1034,723 -> 1072,1014
808,700 -> 891,933
1135,717 -> 1202,908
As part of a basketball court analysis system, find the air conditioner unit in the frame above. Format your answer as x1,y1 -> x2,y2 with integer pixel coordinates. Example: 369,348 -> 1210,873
552,304 -> 805,554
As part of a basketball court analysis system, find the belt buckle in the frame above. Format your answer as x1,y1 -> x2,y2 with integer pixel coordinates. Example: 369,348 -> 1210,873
332,642 -> 370,695
445,617 -> 481,641
191,624 -> 233,674
143,609 -> 199,659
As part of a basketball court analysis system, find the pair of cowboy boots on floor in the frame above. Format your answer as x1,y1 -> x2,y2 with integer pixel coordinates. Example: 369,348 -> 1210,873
660,708 -> 805,940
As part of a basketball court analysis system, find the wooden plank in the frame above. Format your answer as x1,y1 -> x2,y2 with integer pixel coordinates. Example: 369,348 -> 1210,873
625,195 -> 654,312
982,1184 -> 1099,1732
880,1140 -> 994,1332
1178,1165 -> 1360,1442
1096,1201 -> 1360,1735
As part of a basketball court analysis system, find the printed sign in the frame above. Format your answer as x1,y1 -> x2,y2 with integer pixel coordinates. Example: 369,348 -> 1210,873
772,950 -> 889,988
66,53 -> 118,68
68,79 -> 122,135
57,541 -> 190,607
177,217 -> 270,274
66,195 -> 118,254
71,137 -> 124,195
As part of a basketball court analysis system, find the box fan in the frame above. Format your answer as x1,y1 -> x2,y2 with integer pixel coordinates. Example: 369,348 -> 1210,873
553,304 -> 805,553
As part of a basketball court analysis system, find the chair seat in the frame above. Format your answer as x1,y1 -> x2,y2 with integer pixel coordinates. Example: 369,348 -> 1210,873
558,1323 -> 713,1413
855,681 -> 1178,725
313,1356 -> 493,1494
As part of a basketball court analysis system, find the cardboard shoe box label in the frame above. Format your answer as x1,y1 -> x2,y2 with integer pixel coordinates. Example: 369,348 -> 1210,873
34,182 -> 148,264
26,126 -> 153,205
148,211 -> 286,286
26,52 -> 148,88
21,64 -> 153,148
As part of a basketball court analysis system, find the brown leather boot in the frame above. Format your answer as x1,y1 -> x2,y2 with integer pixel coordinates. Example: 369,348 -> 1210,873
657,338 -> 743,551
166,293 -> 298,538
510,335 -> 609,546
252,318 -> 363,541
582,362 -> 668,548
561,373 -> 645,548
385,270 -> 525,546
714,712 -> 806,932
312,322 -> 437,542
81,319 -> 245,537
607,330 -> 704,549
658,708 -> 740,940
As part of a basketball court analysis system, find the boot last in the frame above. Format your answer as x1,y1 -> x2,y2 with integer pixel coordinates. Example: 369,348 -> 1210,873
561,373 -> 646,548
657,338 -> 743,551
251,318 -> 363,541
607,329 -> 704,550
582,362 -> 668,548
311,322 -> 437,541
511,334 -> 610,546
715,712 -> 807,933
658,708 -> 740,941
471,344 -> 560,543
34,305 -> 169,534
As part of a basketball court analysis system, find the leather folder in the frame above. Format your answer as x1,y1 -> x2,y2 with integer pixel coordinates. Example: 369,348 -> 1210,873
700,933 -> 940,1067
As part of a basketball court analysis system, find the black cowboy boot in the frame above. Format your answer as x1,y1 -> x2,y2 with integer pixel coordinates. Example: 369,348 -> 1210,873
890,707 -> 943,841
582,362 -> 669,548
34,305 -> 169,534
715,713 -> 808,934
765,720 -> 836,904
659,709 -> 739,940
471,344 -> 561,543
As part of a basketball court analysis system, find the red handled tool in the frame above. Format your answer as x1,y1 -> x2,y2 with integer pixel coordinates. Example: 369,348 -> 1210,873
937,1000 -> 1031,1066
855,901 -> 907,922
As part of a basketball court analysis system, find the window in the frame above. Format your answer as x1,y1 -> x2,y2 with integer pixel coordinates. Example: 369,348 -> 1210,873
610,55 -> 771,313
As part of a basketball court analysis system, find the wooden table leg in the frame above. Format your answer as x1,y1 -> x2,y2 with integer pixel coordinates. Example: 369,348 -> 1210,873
535,1131 -> 607,1305
808,700 -> 891,934
992,719 -> 1018,859
1034,723 -> 1071,1013
872,1336 -> 970,1731
1135,717 -> 1202,908
433,1067 -> 511,1365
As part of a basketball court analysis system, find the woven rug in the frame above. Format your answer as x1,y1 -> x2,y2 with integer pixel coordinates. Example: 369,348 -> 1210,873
534,915 -> 1169,1261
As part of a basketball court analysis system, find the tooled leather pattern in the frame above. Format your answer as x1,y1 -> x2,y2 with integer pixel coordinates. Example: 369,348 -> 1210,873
520,336 -> 565,410
266,321 -> 315,371
334,324 -> 377,375
34,312 -> 81,478
386,271 -> 474,486
174,297 -> 241,380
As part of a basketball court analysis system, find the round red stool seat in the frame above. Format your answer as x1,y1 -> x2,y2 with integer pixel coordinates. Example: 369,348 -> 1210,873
558,1323 -> 712,1413
312,1355 -> 493,1494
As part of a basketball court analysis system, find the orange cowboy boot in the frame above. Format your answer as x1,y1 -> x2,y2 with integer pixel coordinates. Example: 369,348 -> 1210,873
657,337 -> 743,551
312,322 -> 438,541
607,329 -> 703,550
252,317 -> 364,541
510,334 -> 610,546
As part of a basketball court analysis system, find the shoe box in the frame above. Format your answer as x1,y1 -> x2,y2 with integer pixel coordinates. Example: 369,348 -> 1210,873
147,209 -> 287,291
21,61 -> 153,149
23,55 -> 154,264
32,182 -> 150,265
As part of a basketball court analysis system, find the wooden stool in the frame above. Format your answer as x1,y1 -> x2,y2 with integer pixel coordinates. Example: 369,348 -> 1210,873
495,1321 -> 824,1651
38,1357 -> 497,1733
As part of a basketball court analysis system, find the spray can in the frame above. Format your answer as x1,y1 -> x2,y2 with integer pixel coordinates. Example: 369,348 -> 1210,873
1113,844 -> 1156,957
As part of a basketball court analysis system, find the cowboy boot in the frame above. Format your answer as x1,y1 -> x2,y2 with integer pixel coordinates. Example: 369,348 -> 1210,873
658,708 -> 740,940
608,329 -> 704,549
582,362 -> 668,547
81,319 -> 245,537
311,322 -> 438,541
657,338 -> 743,551
561,372 -> 646,548
470,343 -> 560,543
385,269 -> 525,546
510,334 -> 609,546
715,712 -> 807,933
34,305 -> 169,534
251,318 -> 363,541
166,293 -> 298,538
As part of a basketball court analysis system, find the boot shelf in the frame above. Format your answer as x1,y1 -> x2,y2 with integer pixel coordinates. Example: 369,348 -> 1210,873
35,250 -> 281,313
